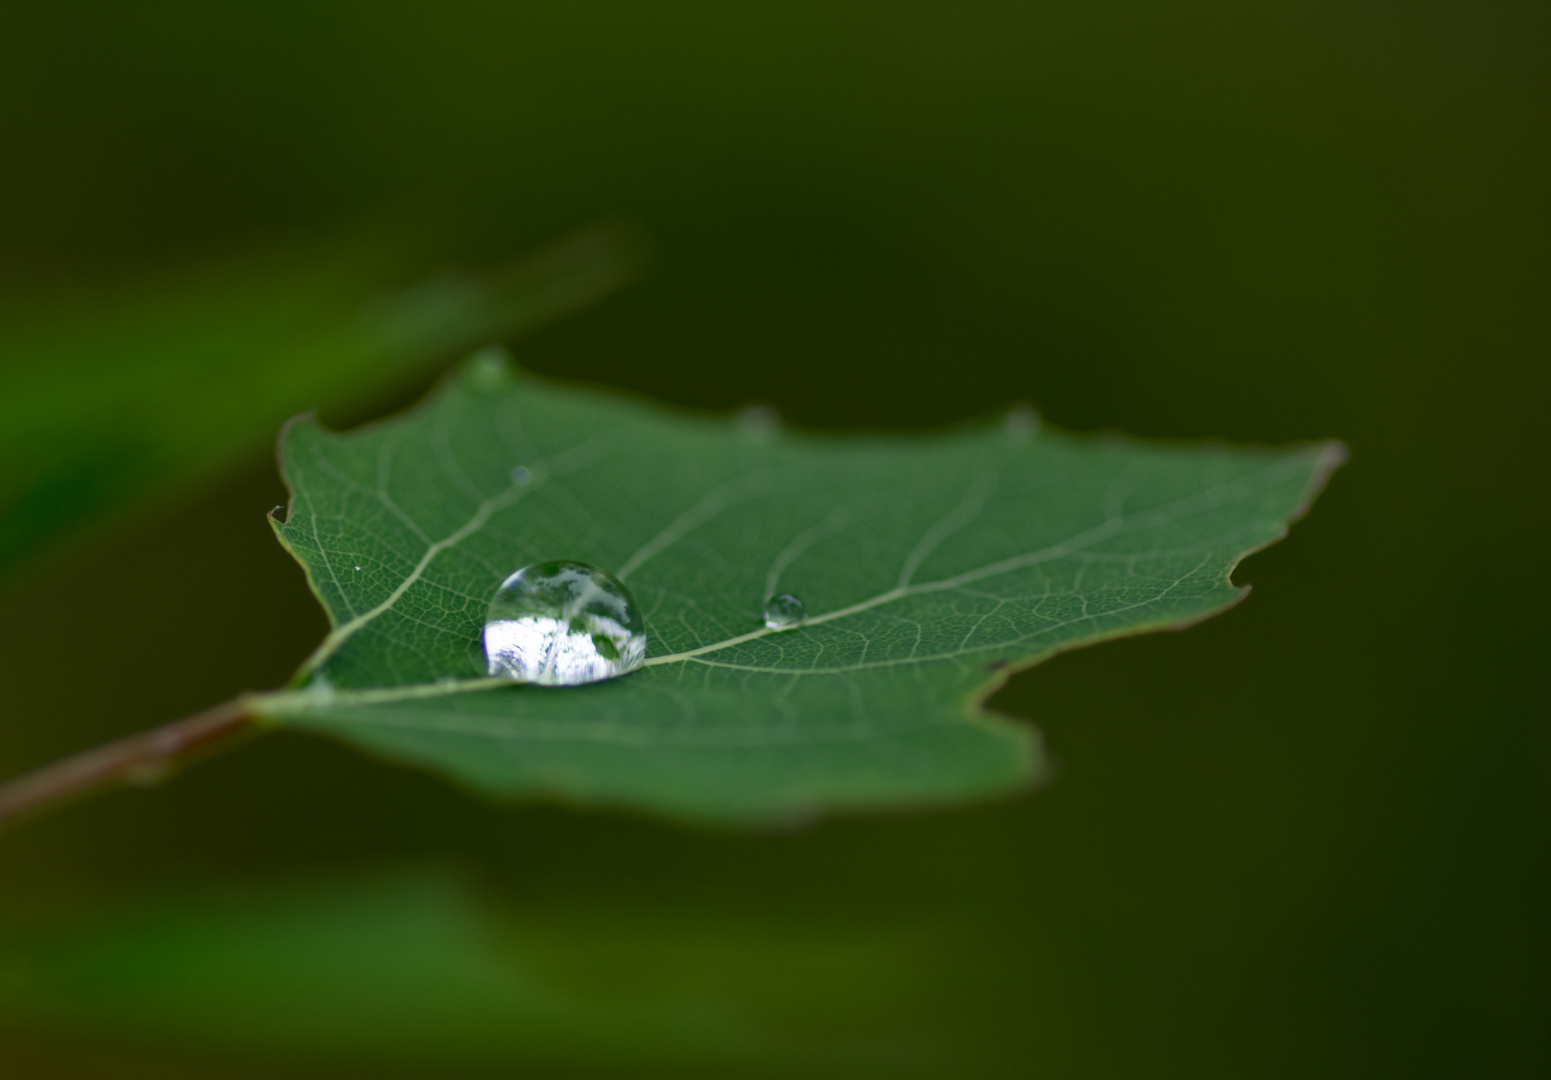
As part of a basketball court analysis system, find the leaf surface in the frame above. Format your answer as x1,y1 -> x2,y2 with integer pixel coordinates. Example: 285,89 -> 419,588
262,355 -> 1342,822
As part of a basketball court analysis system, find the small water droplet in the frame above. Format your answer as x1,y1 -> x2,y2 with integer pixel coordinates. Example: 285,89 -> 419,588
483,561 -> 647,686
510,465 -> 531,485
354,565 -> 362,572
465,345 -> 515,395
738,404 -> 780,441
763,593 -> 806,630
1004,404 -> 1040,440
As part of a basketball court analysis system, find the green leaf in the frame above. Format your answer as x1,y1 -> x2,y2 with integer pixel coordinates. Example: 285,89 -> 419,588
0,225 -> 637,582
0,873 -> 956,1074
259,354 -> 1342,823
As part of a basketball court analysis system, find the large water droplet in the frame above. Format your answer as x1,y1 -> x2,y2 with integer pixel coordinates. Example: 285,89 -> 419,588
763,593 -> 806,630
483,561 -> 647,686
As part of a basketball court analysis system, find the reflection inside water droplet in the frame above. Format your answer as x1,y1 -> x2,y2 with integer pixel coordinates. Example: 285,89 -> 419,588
483,561 -> 647,686
763,593 -> 806,630
510,465 -> 531,485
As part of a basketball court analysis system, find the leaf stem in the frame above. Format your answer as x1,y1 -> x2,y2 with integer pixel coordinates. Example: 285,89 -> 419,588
0,698 -> 260,831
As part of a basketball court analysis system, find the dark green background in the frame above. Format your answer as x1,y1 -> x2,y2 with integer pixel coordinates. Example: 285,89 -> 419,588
0,1 -> 1546,1076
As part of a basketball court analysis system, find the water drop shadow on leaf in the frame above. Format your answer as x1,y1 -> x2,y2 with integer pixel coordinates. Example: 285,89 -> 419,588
483,561 -> 646,686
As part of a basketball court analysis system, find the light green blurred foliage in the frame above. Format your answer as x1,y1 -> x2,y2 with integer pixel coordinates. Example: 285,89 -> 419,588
0,224 -> 638,580
0,872 -> 957,1076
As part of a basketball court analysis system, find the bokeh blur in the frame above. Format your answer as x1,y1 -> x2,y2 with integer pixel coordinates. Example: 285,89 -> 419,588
0,2 -> 1546,1076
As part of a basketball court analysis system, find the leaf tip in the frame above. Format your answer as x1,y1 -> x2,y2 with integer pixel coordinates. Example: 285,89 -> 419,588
1289,438 -> 1349,525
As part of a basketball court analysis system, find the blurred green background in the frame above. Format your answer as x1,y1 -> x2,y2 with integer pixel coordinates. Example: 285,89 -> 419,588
0,1 -> 1546,1076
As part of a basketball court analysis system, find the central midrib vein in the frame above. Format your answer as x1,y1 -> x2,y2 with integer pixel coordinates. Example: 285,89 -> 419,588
262,503 -> 1138,712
